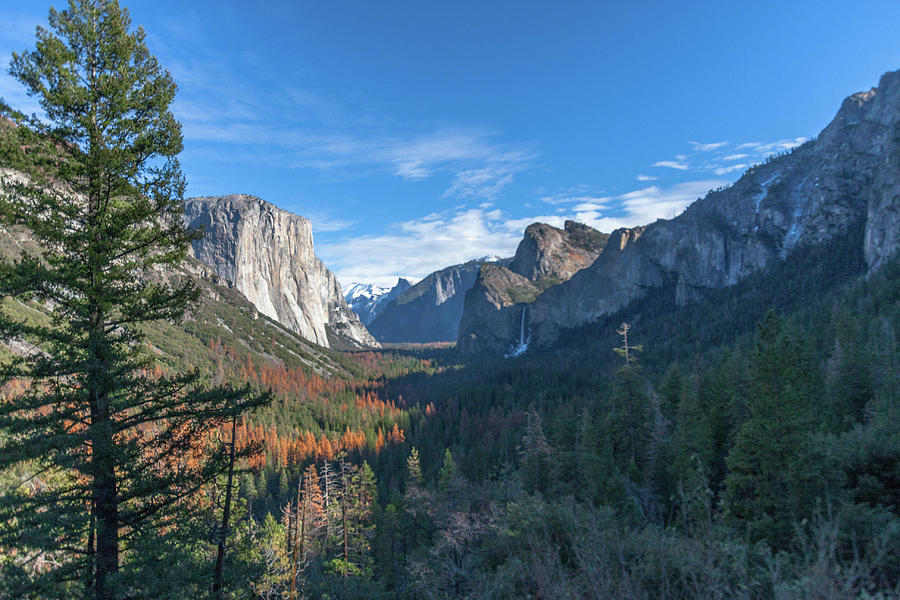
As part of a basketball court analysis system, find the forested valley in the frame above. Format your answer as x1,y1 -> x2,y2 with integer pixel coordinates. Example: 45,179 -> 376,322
1,1 -> 898,599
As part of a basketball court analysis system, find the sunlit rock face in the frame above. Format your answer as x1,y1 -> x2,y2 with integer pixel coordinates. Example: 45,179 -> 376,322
184,194 -> 378,349
458,221 -> 609,354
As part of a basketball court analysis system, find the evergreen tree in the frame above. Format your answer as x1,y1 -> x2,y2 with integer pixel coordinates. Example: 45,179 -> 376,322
826,309 -> 874,429
0,2 -> 267,597
673,375 -> 714,488
520,406 -> 552,494
573,406 -> 600,502
723,311 -> 818,548
603,365 -> 651,482
658,363 -> 685,422
438,449 -> 457,492
406,446 -> 423,486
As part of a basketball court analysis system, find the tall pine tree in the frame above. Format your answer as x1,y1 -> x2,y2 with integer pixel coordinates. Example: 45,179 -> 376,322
0,2 -> 266,598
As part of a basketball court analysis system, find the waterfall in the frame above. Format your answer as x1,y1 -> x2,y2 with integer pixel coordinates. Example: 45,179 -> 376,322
519,306 -> 527,347
505,306 -> 529,357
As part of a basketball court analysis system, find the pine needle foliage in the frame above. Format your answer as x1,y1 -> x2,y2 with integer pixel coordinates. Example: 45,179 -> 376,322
0,2 -> 268,598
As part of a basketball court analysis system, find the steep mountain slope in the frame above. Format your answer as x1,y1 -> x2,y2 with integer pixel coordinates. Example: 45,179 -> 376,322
367,259 -> 490,343
0,222 -> 350,377
184,195 -> 378,349
458,221 -> 610,353
461,69 -> 900,353
344,278 -> 412,325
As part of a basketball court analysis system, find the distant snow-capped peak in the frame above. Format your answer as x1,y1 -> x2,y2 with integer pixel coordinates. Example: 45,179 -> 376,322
343,278 -> 413,325
343,282 -> 390,302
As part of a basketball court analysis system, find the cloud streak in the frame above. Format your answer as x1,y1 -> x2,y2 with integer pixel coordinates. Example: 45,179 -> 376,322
651,136 -> 806,178
321,179 -> 726,287
653,160 -> 690,170
153,25 -> 538,201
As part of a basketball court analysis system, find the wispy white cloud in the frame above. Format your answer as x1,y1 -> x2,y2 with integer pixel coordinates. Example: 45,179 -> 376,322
179,103 -> 536,199
651,136 -> 807,180
736,137 -> 806,153
150,23 -> 539,202
713,163 -> 748,175
567,179 -> 726,232
303,213 -> 357,234
653,160 -> 690,170
319,206 -> 522,287
539,193 -> 610,206
636,174 -> 658,181
322,179 -> 725,287
689,141 -> 728,152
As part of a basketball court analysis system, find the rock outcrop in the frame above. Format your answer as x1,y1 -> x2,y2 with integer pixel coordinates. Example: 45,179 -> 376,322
184,194 -> 378,349
509,221 -> 609,282
367,260 -> 489,343
464,69 -> 900,353
458,221 -> 608,353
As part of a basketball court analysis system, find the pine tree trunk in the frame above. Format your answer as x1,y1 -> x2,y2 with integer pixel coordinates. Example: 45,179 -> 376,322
90,388 -> 119,600
89,304 -> 118,600
341,461 -> 349,573
85,512 -> 95,597
291,477 -> 299,600
213,414 -> 238,599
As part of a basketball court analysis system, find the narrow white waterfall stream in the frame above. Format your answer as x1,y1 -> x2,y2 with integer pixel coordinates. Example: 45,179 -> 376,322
505,306 -> 529,357
518,306 -> 527,347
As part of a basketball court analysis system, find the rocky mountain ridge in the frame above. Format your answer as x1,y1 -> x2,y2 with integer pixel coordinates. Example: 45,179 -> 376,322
459,69 -> 900,353
184,194 -> 378,349
344,278 -> 413,325
370,220 -> 610,346
366,259 -> 491,343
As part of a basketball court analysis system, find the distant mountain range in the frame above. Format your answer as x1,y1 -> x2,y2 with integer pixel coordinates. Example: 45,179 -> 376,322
339,70 -> 900,354
343,279 -> 412,325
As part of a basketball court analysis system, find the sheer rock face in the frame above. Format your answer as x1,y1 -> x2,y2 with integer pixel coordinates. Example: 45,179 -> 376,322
458,221 -> 609,354
457,264 -> 539,354
515,69 -> 900,349
184,194 -> 378,349
367,260 -> 486,343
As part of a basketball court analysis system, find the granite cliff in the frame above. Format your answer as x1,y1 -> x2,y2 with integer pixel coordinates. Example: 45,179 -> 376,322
460,69 -> 900,353
367,260 -> 490,343
184,194 -> 378,349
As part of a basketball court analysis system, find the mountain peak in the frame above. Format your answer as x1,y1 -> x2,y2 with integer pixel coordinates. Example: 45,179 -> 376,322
344,277 -> 413,326
509,221 -> 609,282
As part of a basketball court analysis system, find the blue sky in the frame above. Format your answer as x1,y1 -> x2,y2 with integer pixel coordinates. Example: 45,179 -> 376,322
3,1 -> 900,287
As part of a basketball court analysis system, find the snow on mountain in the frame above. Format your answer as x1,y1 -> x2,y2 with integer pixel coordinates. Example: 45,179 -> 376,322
344,278 -> 413,325
344,282 -> 390,302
